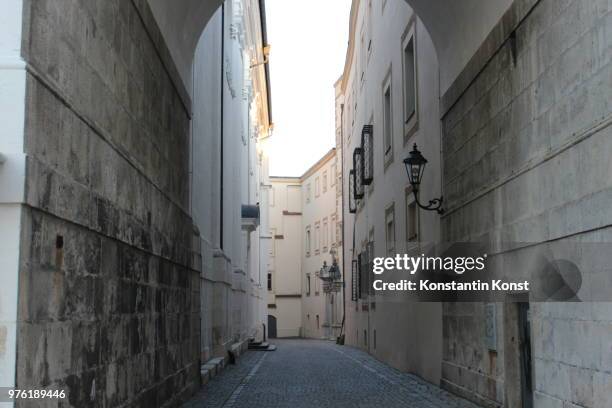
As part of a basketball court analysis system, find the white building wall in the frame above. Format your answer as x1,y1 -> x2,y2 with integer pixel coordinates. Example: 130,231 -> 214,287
300,151 -> 342,340
192,0 -> 269,361
339,0 -> 442,384
267,150 -> 344,340
267,179 -> 303,337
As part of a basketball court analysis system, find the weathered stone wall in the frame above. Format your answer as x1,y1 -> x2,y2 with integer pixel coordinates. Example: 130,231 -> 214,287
17,0 -> 200,406
441,0 -> 612,406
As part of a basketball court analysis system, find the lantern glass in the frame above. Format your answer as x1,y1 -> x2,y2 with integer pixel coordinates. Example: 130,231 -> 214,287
403,143 -> 427,188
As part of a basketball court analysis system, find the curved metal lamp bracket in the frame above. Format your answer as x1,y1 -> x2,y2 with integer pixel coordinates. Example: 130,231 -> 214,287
413,190 -> 444,215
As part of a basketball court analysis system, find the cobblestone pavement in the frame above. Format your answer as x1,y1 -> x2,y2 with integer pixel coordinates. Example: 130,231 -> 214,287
184,339 -> 481,408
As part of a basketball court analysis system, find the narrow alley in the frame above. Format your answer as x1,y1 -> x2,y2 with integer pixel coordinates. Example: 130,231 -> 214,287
184,340 -> 479,408
1,0 -> 612,406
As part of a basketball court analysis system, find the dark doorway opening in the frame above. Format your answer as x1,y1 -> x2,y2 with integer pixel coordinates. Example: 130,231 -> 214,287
268,315 -> 277,338
518,302 -> 533,408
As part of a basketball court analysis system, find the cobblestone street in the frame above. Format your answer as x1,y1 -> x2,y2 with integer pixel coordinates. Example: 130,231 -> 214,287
184,339 -> 480,408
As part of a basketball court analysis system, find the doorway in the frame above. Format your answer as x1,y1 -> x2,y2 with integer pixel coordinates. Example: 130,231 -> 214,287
503,300 -> 533,408
518,302 -> 533,408
268,315 -> 277,338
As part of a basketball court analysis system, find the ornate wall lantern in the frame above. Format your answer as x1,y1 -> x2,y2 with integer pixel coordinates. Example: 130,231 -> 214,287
361,125 -> 373,185
403,143 -> 444,214
353,148 -> 364,199
349,169 -> 357,213
351,259 -> 359,301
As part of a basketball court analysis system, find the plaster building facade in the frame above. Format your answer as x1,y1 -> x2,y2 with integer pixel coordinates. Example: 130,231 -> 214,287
338,0 -> 612,407
266,177 -> 303,338
0,0 -> 270,406
267,149 -> 343,340
300,149 -> 343,340
338,0 -> 444,386
192,0 -> 271,366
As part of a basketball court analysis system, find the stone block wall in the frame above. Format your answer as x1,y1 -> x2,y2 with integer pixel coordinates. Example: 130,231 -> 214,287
17,0 -> 200,406
441,0 -> 612,406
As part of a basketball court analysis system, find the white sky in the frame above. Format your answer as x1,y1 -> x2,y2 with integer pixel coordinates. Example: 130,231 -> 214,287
265,0 -> 352,176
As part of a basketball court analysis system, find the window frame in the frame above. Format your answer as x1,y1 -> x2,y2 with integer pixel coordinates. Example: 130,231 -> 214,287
360,27 -> 366,86
367,0 -> 373,59
269,187 -> 275,207
323,170 -> 328,193
330,164 -> 337,186
269,227 -> 276,257
385,203 -> 395,256
405,186 -> 419,245
382,69 -> 393,169
401,20 -> 419,143
322,217 -> 329,252
305,225 -> 311,257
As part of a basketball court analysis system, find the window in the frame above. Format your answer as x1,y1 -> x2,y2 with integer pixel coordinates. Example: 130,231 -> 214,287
306,274 -> 311,296
347,96 -> 352,137
331,214 -> 336,244
351,89 -> 357,129
269,188 -> 275,207
367,0 -> 373,55
406,188 -> 418,242
323,171 -> 328,193
368,229 -> 375,296
360,28 -> 366,83
306,226 -> 311,256
402,24 -> 418,138
359,250 -> 369,299
323,218 -> 329,252
269,228 -> 276,257
315,177 -> 321,197
315,272 -> 320,295
306,183 -> 311,203
383,73 -> 393,166
385,204 -> 395,256
331,164 -> 337,186
349,170 -> 357,213
315,222 -> 321,254
316,315 -> 320,329
267,273 -> 272,291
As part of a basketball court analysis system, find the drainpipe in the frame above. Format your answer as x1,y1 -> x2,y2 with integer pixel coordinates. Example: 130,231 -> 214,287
340,103 -> 346,338
219,2 -> 225,250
